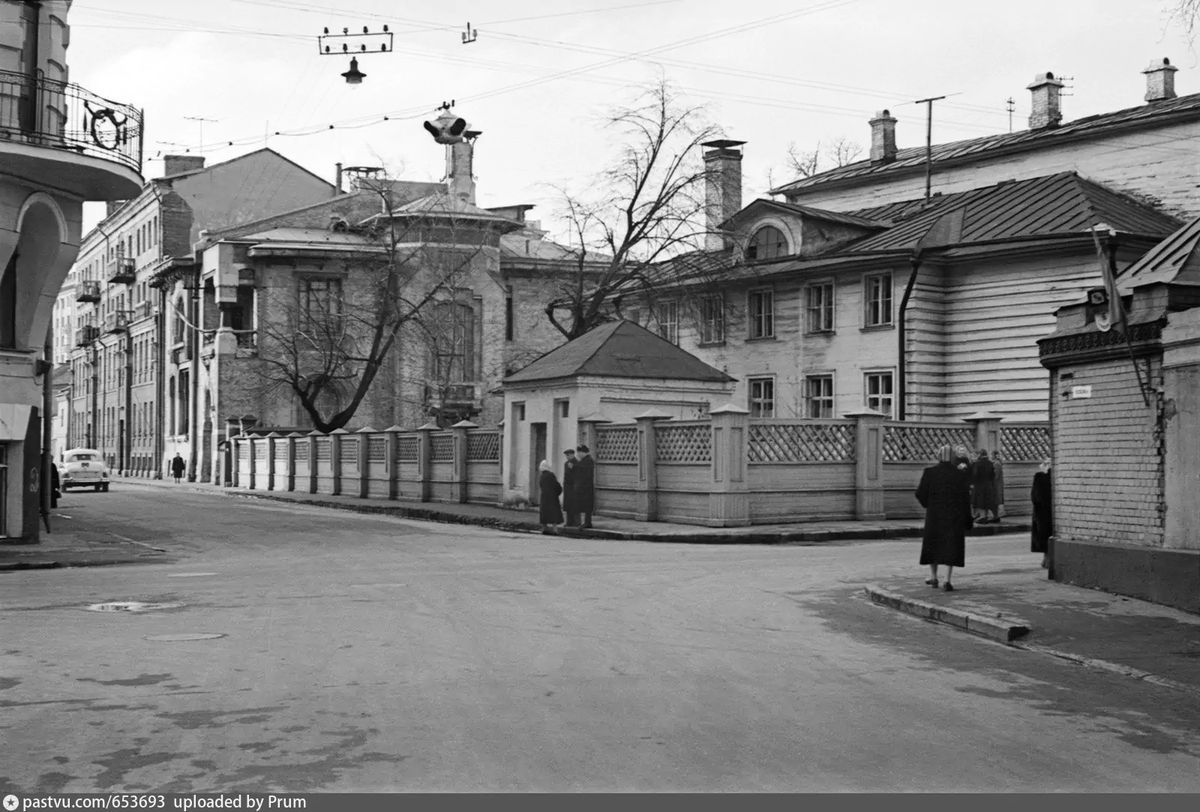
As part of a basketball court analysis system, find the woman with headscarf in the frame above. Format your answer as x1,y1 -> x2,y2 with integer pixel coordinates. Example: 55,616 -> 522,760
1031,459 -> 1053,568
916,444 -> 974,591
537,459 -> 564,533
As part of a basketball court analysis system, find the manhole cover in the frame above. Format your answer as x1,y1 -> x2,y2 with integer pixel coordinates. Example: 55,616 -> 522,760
166,573 -> 217,578
145,633 -> 226,642
86,602 -> 185,613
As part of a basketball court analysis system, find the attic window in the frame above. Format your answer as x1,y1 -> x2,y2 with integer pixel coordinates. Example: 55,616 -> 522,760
746,226 -> 787,261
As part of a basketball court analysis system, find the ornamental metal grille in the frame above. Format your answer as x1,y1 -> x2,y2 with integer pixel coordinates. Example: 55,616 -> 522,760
655,424 -> 712,463
431,434 -> 455,462
397,435 -> 419,462
254,442 -> 267,461
339,438 -> 358,465
597,426 -> 638,463
368,436 -> 387,462
748,422 -> 856,463
315,437 -> 331,462
882,425 -> 975,462
1000,425 -> 1051,462
294,442 -> 309,462
467,431 -> 500,461
237,443 -> 249,462
272,442 -> 287,462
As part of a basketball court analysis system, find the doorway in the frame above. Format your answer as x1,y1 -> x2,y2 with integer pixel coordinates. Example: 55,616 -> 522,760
529,422 -> 547,505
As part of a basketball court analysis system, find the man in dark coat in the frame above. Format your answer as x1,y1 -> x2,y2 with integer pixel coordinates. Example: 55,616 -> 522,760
1031,459 -> 1053,569
917,444 -> 974,591
562,448 -> 578,528
574,444 -> 595,528
171,453 -> 186,483
971,449 -> 999,523
50,462 -> 60,508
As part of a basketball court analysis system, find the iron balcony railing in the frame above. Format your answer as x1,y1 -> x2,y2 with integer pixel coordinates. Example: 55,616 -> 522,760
75,279 -> 101,302
75,325 -> 99,347
0,68 -> 143,173
104,310 -> 130,334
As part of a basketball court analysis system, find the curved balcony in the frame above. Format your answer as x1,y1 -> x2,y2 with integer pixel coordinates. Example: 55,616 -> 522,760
0,69 -> 143,200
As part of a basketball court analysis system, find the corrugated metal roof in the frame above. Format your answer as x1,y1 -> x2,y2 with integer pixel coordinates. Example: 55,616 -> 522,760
504,320 -> 734,384
1118,215 -> 1200,290
771,93 -> 1200,196
722,199 -> 887,230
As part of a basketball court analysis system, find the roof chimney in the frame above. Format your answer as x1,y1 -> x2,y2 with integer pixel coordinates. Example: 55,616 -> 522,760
1143,57 -> 1178,103
702,139 -> 745,252
869,110 -> 897,164
446,132 -> 479,204
1027,72 -> 1064,130
162,155 -> 207,177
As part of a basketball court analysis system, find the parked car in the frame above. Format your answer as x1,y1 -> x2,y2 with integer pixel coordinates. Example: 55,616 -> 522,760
61,448 -> 110,492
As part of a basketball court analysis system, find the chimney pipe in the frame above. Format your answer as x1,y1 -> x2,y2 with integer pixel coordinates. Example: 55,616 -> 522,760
702,139 -> 745,252
869,110 -> 898,164
1143,57 -> 1178,103
447,132 -> 479,204
1027,72 -> 1064,130
335,162 -> 343,195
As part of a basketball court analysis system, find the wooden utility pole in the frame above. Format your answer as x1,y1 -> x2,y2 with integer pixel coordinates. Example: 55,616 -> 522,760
913,95 -> 946,204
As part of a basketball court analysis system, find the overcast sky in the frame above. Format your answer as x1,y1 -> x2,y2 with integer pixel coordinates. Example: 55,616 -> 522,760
67,0 -> 1197,237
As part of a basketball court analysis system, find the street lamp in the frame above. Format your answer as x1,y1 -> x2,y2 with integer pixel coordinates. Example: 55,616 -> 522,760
341,57 -> 365,88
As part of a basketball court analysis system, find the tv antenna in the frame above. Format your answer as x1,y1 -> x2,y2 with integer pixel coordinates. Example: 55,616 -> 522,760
1005,97 -> 1015,133
910,92 -> 962,204
184,116 -> 219,152
462,22 -> 478,44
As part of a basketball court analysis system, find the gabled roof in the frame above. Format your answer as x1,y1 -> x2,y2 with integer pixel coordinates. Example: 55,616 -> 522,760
721,198 -> 888,231
843,172 -> 1181,253
504,320 -> 735,385
1118,215 -> 1200,290
770,93 -> 1200,196
159,148 -> 335,192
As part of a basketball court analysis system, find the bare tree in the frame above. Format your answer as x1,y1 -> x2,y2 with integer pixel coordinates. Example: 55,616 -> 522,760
770,136 -> 864,189
543,79 -> 729,341
1165,0 -> 1200,45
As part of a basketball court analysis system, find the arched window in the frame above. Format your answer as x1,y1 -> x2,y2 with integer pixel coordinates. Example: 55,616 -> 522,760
173,297 -> 186,344
430,301 -> 476,383
746,226 -> 788,261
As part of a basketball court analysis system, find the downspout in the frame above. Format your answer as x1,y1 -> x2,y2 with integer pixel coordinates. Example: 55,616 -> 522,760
41,326 -> 52,533
155,282 -> 166,478
896,252 -> 922,421
89,342 -> 98,448
123,325 -> 133,475
188,265 -> 200,481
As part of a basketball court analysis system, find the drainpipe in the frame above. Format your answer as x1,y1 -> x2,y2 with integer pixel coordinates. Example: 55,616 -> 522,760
154,283 -> 166,478
89,341 -> 99,448
896,253 -> 922,421
41,326 -> 53,533
188,265 -> 200,481
123,326 -> 133,475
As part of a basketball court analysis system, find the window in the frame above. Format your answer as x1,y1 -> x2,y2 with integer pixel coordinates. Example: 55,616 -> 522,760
559,400 -> 570,418
700,295 -> 725,344
514,402 -> 526,422
748,377 -> 775,418
807,282 -> 835,333
865,273 -> 893,327
746,226 -> 788,261
430,301 -> 475,383
748,289 -> 774,339
298,277 -> 342,330
864,371 -> 894,417
805,375 -> 835,418
656,301 -> 679,345
173,297 -> 186,344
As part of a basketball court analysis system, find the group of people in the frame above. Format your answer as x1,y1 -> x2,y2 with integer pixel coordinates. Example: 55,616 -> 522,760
917,444 -> 1054,591
537,445 -> 596,532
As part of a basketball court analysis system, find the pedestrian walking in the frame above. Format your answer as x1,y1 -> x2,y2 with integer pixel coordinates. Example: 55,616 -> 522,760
562,448 -> 578,528
171,453 -> 186,484
1031,459 -> 1053,569
50,462 -> 60,508
993,453 -> 1006,519
574,444 -> 595,528
971,449 -> 1000,523
537,460 -> 564,533
916,444 -> 974,591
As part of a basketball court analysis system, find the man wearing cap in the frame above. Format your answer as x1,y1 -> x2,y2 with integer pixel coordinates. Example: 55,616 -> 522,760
574,444 -> 595,528
562,448 -> 579,528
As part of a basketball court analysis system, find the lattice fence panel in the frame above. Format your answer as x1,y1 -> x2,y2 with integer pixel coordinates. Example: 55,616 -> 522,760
748,422 -> 856,462
1000,425 -> 1051,462
396,435 -> 419,462
467,431 -> 500,461
254,442 -> 267,461
655,424 -> 712,463
597,427 -> 638,463
339,437 -> 358,465
237,443 -> 249,462
368,436 -> 387,462
431,434 -> 455,462
272,441 -> 288,462
883,425 -> 976,462
294,442 -> 309,462
315,437 -> 331,462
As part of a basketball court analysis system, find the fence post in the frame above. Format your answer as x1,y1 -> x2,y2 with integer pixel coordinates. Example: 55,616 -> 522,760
357,427 -> 374,499
265,432 -> 280,491
248,435 -> 260,491
384,425 -> 402,501
845,409 -> 887,520
230,435 -> 241,488
964,411 -> 1003,456
707,404 -> 750,527
634,409 -> 672,522
287,432 -> 301,492
329,428 -> 348,496
307,431 -> 320,494
451,420 -> 477,504
495,419 -> 505,506
417,422 -> 438,503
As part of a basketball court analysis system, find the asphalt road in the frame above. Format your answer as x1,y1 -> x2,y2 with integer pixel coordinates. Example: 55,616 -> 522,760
3,484 -> 1199,792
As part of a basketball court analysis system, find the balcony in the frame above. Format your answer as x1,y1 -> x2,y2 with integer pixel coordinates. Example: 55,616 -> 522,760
75,325 -> 99,347
107,256 -> 136,285
0,69 -> 144,200
104,310 -> 130,334
132,300 -> 154,320
75,279 -> 101,303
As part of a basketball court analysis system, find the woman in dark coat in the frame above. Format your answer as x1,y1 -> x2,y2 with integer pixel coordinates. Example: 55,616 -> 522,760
971,449 -> 999,523
1031,459 -> 1053,568
917,444 -> 974,591
537,460 -> 564,532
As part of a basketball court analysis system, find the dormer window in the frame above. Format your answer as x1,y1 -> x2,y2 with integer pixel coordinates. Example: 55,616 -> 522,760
746,226 -> 787,261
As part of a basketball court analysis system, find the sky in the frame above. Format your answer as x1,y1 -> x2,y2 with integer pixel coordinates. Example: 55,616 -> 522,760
64,0 -> 1198,239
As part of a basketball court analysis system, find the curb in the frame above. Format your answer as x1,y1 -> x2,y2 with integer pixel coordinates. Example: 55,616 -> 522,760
1014,643 -> 1200,698
0,558 -> 153,572
864,585 -> 1032,644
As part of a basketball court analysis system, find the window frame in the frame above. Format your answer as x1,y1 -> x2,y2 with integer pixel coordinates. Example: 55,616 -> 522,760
655,300 -> 680,345
863,271 -> 894,328
806,281 -> 836,334
804,374 -> 835,419
747,375 -> 776,418
747,288 -> 775,340
297,276 -> 344,332
745,225 -> 789,262
699,294 -> 725,345
863,369 -> 895,418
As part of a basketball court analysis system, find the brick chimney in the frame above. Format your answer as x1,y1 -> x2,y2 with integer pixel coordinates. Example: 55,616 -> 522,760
163,155 -> 206,176
1143,57 -> 1178,103
446,133 -> 479,204
702,139 -> 745,252
1027,72 -> 1064,130
869,110 -> 898,164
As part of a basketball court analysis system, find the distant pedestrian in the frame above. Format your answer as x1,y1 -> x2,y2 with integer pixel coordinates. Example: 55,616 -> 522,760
574,444 -> 595,528
50,462 -> 60,508
171,453 -> 186,484
916,444 -> 974,591
537,460 -> 564,533
562,448 -> 579,528
1031,459 -> 1053,569
971,449 -> 1000,523
992,453 -> 1006,519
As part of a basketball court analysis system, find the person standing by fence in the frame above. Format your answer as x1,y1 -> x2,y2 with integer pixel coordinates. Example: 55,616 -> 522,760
562,448 -> 578,528
574,444 -> 595,528
917,444 -> 974,591
971,449 -> 999,524
538,460 -> 564,534
1031,459 -> 1053,569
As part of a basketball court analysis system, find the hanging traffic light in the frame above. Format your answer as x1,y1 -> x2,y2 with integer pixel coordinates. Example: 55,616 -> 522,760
423,105 -> 469,144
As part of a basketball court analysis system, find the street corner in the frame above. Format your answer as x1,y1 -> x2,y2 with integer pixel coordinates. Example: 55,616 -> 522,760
864,584 -> 1033,645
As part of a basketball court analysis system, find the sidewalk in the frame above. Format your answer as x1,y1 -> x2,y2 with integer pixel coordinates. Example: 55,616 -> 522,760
125,475 -> 1030,544
0,518 -> 168,571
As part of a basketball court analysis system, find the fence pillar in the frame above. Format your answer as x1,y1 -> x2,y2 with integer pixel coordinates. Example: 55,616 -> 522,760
633,409 -> 672,522
265,432 -> 280,491
964,411 -> 1003,456
417,422 -> 438,503
707,404 -> 750,527
356,427 -> 374,499
451,420 -> 477,504
307,431 -> 320,494
287,432 -> 301,492
495,419 -> 505,506
329,428 -> 347,496
384,425 -> 402,501
249,436 -> 260,491
846,409 -> 887,520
